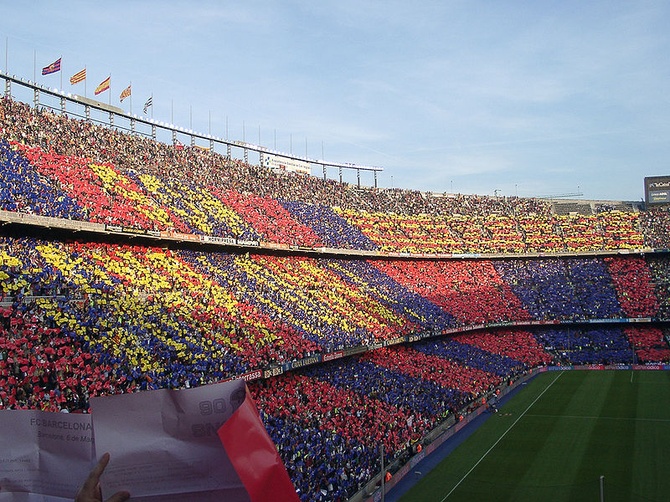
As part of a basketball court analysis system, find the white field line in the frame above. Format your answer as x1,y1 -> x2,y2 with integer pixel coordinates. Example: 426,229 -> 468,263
440,372 -> 564,502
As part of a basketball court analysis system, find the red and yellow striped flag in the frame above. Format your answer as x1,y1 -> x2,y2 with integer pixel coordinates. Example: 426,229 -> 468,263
70,68 -> 86,85
94,76 -> 111,95
119,85 -> 132,102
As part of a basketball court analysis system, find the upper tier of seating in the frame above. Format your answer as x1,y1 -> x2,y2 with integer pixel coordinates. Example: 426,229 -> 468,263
2,96 -> 669,254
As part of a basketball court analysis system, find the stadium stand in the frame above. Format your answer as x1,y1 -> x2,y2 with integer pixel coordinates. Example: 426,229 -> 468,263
1,91 -> 670,501
0,96 -> 657,254
533,327 -> 635,365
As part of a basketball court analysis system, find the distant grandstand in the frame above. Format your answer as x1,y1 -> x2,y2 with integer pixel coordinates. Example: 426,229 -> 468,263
1,73 -> 669,501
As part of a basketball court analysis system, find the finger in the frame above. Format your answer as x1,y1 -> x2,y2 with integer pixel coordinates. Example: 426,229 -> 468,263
106,490 -> 131,502
81,452 -> 111,493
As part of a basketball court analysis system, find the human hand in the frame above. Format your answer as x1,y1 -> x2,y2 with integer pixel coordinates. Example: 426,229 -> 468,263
75,452 -> 130,502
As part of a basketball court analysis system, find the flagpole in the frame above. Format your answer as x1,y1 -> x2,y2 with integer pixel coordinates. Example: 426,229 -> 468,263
108,74 -> 111,106
33,50 -> 36,82
4,37 -> 8,74
84,66 -> 87,98
129,81 -> 133,115
59,55 -> 62,90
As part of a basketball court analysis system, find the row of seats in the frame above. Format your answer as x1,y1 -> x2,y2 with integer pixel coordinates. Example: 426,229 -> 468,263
0,138 -> 653,253
1,96 -> 666,254
2,287 -> 665,500
2,237 -> 669,499
249,325 -> 667,500
334,207 -> 644,254
2,95 -> 670,500
2,236 -> 667,372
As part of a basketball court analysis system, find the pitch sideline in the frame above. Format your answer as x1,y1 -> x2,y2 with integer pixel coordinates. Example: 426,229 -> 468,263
439,372 -> 564,502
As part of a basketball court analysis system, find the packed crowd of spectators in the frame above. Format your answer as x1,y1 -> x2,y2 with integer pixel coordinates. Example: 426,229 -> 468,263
603,256 -> 659,318
2,93 -> 670,500
647,256 -> 670,319
412,337 -> 527,378
334,207 -> 645,254
0,98 -> 544,222
0,95 -> 666,254
534,327 -> 636,365
624,326 -> 670,363
249,333 -> 546,501
2,229 -> 669,498
0,237 -> 323,389
452,329 -> 554,367
494,257 -> 629,321
639,206 -> 670,249
372,259 -> 531,326
0,234 -> 668,393
250,367 -> 432,501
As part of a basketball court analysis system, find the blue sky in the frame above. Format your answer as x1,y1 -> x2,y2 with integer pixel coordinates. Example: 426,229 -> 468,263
2,1 -> 669,201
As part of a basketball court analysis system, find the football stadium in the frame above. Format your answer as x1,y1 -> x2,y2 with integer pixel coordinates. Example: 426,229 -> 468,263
1,66 -> 669,501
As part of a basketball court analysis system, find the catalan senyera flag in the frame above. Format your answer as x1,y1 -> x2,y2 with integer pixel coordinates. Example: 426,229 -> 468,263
94,76 -> 111,95
70,68 -> 86,85
119,85 -> 132,102
42,57 -> 61,75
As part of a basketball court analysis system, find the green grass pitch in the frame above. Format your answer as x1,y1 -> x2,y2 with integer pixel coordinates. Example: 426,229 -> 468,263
400,370 -> 670,502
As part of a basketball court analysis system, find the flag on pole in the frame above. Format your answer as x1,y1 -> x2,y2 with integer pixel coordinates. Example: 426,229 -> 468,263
143,96 -> 153,114
70,68 -> 86,85
119,84 -> 132,102
218,385 -> 300,502
95,76 -> 111,95
42,57 -> 61,75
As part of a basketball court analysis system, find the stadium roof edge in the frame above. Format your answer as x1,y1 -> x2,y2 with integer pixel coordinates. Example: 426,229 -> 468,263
0,71 -> 383,174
